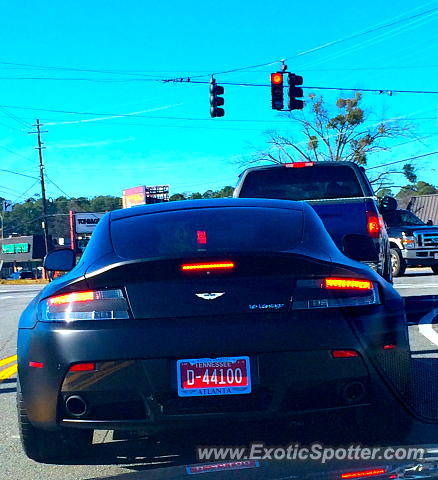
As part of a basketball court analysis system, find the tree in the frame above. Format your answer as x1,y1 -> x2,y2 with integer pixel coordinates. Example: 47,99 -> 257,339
396,181 -> 438,208
251,92 -> 410,169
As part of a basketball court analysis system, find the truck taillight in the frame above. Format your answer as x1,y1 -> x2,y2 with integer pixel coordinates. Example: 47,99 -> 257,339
39,289 -> 130,322
367,211 -> 382,238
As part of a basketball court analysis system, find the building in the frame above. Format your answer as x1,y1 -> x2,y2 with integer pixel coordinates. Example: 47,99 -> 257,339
407,194 -> 438,224
0,235 -> 48,278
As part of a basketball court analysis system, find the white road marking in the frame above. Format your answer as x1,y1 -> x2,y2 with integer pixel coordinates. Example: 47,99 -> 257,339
0,294 -> 36,300
419,308 -> 438,346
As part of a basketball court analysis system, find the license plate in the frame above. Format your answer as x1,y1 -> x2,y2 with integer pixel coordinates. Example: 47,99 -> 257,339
177,356 -> 251,397
434,253 -> 438,259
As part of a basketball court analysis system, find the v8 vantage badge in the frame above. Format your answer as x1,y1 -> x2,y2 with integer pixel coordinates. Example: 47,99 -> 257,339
248,303 -> 286,310
176,357 -> 251,397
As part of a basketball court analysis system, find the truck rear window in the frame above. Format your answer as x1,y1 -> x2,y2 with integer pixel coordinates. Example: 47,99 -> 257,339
111,207 -> 303,259
238,165 -> 364,201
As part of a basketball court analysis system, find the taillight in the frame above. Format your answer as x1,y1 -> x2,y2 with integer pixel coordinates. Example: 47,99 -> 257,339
341,469 -> 386,479
69,363 -> 96,372
181,261 -> 235,272
367,211 -> 382,238
325,277 -> 373,290
285,162 -> 315,168
292,277 -> 380,310
39,289 -> 129,322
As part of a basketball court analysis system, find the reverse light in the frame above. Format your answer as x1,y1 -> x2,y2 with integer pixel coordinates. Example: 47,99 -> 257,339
69,363 -> 96,372
39,289 -> 129,322
181,261 -> 235,272
285,162 -> 315,168
325,278 -> 373,290
341,469 -> 386,479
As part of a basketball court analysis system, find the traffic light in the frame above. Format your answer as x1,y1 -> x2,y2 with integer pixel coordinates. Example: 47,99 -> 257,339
288,73 -> 304,110
271,72 -> 284,110
210,78 -> 225,118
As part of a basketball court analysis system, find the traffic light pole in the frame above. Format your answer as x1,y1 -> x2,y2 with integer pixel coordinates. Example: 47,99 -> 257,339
29,119 -> 50,256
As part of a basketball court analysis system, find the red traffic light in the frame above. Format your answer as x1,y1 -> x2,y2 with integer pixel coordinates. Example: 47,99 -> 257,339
271,72 -> 283,85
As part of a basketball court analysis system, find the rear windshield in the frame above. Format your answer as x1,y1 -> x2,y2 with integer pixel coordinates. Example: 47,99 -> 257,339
239,165 -> 364,201
111,207 -> 303,259
383,210 -> 425,226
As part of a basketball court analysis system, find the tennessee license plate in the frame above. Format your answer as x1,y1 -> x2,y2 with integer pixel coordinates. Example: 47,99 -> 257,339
177,356 -> 251,397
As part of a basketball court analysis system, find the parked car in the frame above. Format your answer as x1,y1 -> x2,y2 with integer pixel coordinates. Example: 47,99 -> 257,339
7,271 -> 36,280
17,199 -> 411,463
234,161 -> 394,281
382,209 -> 438,276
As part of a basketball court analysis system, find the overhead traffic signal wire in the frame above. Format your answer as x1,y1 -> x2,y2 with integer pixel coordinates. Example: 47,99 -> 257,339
367,151 -> 438,170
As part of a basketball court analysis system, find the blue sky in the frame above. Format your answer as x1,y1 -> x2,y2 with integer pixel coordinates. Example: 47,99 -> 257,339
0,0 -> 438,202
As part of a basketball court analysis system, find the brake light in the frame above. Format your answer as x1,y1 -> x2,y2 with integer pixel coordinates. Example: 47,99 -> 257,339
285,162 -> 315,168
49,291 -> 94,306
181,262 -> 235,271
332,350 -> 359,358
325,278 -> 373,290
292,277 -> 379,310
197,230 -> 207,246
341,469 -> 386,479
39,289 -> 129,322
69,363 -> 96,372
29,361 -> 44,368
367,211 -> 381,238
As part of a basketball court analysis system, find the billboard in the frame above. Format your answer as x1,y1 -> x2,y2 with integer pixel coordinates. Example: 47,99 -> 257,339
123,185 -> 170,208
74,213 -> 105,234
122,186 -> 146,209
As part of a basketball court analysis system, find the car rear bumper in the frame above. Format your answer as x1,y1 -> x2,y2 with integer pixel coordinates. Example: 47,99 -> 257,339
17,305 -> 412,432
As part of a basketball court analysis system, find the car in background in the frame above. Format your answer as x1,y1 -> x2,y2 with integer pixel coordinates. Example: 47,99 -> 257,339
17,199 -> 411,463
7,271 -> 36,280
234,161 -> 394,281
383,209 -> 438,276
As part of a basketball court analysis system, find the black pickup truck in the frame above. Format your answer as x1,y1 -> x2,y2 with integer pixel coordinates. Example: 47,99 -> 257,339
234,161 -> 394,281
382,209 -> 438,276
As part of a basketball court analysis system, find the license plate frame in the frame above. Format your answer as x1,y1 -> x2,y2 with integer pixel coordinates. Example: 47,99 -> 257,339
177,356 -> 251,397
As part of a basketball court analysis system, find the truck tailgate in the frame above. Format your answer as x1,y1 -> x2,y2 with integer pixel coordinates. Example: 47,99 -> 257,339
308,197 -> 374,249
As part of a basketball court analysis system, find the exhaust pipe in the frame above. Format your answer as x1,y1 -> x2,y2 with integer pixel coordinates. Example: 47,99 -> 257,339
342,381 -> 366,404
65,395 -> 87,417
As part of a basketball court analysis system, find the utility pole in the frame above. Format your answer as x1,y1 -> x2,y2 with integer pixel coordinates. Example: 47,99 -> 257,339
29,119 -> 50,255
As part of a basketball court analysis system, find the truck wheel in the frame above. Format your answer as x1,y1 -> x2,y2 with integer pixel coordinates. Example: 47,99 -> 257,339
390,248 -> 406,277
431,265 -> 438,275
17,379 -> 92,463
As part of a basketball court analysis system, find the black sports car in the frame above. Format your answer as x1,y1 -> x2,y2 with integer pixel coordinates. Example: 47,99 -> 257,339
17,198 -> 412,463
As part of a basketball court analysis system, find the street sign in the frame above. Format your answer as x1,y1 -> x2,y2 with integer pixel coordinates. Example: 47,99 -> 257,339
2,200 -> 12,212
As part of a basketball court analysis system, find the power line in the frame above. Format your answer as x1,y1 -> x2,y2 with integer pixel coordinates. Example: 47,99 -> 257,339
45,175 -> 71,198
11,180 -> 40,204
367,151 -> 438,170
0,168 -> 38,180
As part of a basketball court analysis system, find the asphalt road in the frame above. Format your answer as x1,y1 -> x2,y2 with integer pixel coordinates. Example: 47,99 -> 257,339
1,270 -> 438,479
